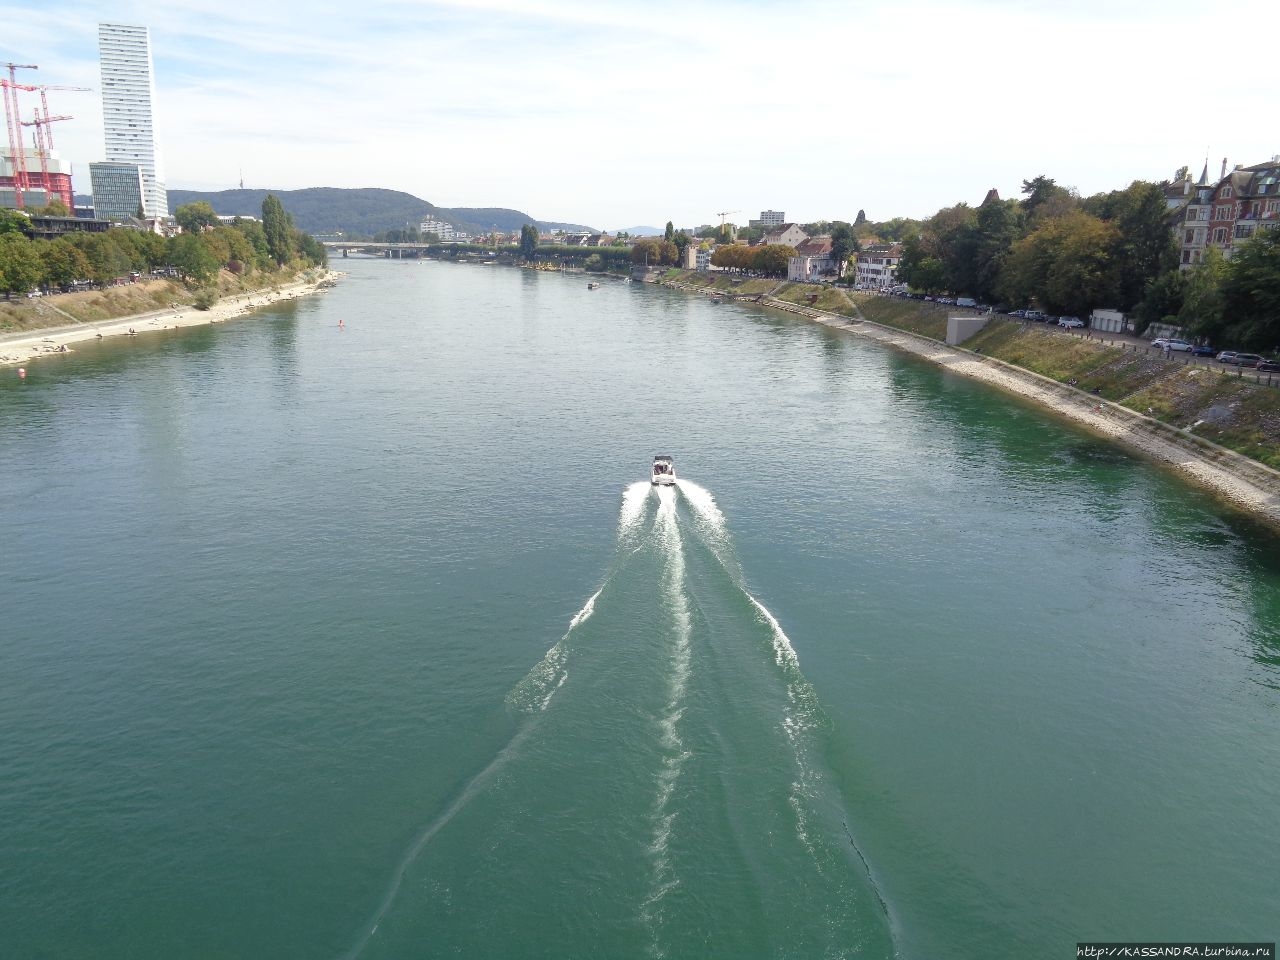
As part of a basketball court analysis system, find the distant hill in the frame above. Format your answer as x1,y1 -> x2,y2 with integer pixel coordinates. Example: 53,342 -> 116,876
616,225 -> 664,237
163,187 -> 594,238
444,207 -> 592,234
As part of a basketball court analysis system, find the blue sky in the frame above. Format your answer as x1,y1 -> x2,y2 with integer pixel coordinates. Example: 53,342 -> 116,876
3,0 -> 1276,230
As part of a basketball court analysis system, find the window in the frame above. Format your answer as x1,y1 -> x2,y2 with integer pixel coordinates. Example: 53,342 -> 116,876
1213,228 -> 1227,243
1185,230 -> 1194,243
1222,185 -> 1233,198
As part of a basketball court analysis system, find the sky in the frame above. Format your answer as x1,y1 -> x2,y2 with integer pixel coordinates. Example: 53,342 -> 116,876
3,0 -> 1277,231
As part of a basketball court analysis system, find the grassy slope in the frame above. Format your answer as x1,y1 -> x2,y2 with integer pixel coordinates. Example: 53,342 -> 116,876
849,293 -> 1280,470
0,268 -> 314,336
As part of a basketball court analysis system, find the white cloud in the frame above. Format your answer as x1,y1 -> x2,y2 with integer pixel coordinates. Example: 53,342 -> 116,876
2,0 -> 1275,227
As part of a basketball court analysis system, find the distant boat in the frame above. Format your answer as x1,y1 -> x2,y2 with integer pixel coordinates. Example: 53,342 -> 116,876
587,282 -> 600,290
651,455 -> 676,486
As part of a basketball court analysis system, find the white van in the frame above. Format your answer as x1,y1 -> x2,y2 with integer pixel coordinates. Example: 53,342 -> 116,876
956,297 -> 977,308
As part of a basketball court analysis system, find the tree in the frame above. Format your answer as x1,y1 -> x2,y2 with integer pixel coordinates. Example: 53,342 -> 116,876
1132,268 -> 1186,333
999,211 -> 1119,316
1021,175 -> 1076,223
42,238 -> 93,289
36,198 -> 70,218
854,209 -> 866,226
1178,247 -> 1228,342
672,230 -> 691,264
830,222 -> 859,277
1220,229 -> 1280,350
753,244 -> 795,278
261,194 -> 293,266
519,223 -> 539,261
664,221 -> 674,242
0,209 -> 30,235
1084,180 -> 1177,310
0,233 -> 43,294
169,233 -> 219,283
175,201 -> 219,234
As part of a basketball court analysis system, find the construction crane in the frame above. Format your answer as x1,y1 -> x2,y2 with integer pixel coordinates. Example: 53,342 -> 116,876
20,112 -> 73,211
2,63 -> 37,208
715,210 -> 740,241
0,69 -> 89,210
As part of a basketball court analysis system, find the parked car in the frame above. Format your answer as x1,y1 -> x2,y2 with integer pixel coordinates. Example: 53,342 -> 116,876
1256,359 -> 1280,372
956,297 -> 977,308
1190,344 -> 1216,357
1009,309 -> 1028,318
1216,351 -> 1239,363
1232,353 -> 1266,367
1058,317 -> 1084,328
1152,338 -> 1191,351
1025,310 -> 1046,322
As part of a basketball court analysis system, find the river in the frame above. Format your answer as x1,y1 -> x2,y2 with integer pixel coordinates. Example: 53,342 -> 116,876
1,257 -> 1277,958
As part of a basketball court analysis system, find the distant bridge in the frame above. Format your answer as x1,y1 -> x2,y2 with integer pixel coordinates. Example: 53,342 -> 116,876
322,241 -> 510,259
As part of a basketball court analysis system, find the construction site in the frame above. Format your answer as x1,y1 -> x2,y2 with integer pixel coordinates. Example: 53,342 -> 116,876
0,62 -> 88,212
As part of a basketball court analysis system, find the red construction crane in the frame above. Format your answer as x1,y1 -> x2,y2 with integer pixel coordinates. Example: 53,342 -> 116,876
20,112 -> 73,210
0,67 -> 89,210
33,85 -> 89,150
2,63 -> 37,208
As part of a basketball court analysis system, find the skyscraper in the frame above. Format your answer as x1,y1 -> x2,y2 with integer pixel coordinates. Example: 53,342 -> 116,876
98,23 -> 167,218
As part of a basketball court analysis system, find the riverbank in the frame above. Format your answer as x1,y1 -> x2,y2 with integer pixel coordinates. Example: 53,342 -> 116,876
655,271 -> 1280,528
0,269 -> 339,368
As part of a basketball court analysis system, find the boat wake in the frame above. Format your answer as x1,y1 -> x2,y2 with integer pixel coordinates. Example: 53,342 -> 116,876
342,476 -> 894,958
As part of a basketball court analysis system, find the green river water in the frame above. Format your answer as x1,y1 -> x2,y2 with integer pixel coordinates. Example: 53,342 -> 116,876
1,258 -> 1277,958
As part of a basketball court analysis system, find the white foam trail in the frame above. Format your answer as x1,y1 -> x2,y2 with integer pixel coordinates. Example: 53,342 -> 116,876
506,588 -> 601,714
747,594 -> 800,670
673,479 -> 740,579
642,485 -> 693,951
618,481 -> 652,543
340,721 -> 537,960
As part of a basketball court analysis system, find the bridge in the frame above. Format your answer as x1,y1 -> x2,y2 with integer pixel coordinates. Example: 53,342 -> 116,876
322,241 -> 510,259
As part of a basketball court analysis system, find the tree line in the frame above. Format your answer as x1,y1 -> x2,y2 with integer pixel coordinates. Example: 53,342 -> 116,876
0,195 -> 326,297
890,175 -> 1280,349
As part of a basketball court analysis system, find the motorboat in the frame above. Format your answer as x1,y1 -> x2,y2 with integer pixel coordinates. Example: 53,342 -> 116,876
587,282 -> 600,290
651,455 -> 676,486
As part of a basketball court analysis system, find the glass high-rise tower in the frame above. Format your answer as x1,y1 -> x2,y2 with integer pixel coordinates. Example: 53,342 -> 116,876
98,23 -> 167,218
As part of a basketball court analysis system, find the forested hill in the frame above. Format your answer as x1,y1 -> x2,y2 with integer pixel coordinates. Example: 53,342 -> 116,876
164,187 -> 593,238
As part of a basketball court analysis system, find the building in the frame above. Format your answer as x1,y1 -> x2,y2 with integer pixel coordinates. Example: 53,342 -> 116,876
1171,156 -> 1280,268
1,146 -> 74,211
419,218 -> 470,242
749,210 -> 785,228
854,243 -> 902,288
762,223 -> 808,247
787,237 -> 836,281
88,161 -> 145,221
99,23 -> 168,218
683,243 -> 716,271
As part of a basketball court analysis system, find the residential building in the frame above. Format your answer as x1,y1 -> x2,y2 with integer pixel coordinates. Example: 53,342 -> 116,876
855,243 -> 902,288
749,210 -> 785,228
1194,156 -> 1280,263
683,243 -> 716,271
787,237 -> 836,281
419,218 -> 470,242
88,161 -> 145,221
0,145 -> 74,211
762,223 -> 808,247
99,23 -> 168,218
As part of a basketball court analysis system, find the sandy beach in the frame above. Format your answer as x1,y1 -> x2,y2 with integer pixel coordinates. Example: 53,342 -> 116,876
0,270 -> 339,368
